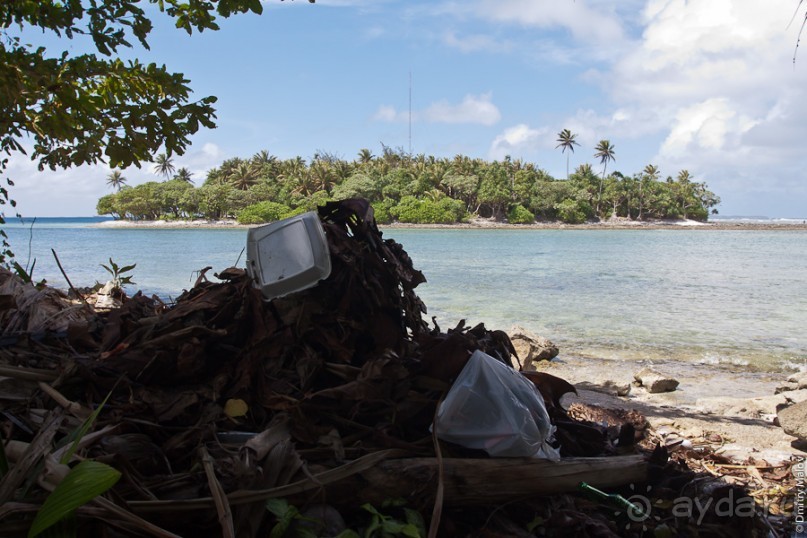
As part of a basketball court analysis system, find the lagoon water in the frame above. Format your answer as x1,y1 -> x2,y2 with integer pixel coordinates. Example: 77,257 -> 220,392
3,217 -> 806,372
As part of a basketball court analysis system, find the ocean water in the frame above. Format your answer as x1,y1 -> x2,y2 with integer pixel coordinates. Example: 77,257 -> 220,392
3,218 -> 806,372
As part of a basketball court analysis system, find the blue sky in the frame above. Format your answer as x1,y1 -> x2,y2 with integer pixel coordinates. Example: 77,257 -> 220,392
8,0 -> 807,217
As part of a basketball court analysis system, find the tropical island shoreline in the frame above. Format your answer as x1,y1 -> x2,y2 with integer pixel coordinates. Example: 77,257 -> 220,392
91,216 -> 807,231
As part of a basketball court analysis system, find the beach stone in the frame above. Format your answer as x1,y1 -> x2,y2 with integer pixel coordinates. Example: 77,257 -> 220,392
603,380 -> 632,397
777,401 -> 807,442
787,372 -> 807,390
697,390 -> 807,418
633,368 -> 679,393
775,382 -> 799,394
507,325 -> 558,370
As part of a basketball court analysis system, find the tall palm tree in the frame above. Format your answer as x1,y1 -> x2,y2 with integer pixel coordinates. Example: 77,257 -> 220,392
676,170 -> 694,218
555,129 -> 580,180
639,164 -> 659,220
594,139 -> 616,216
153,153 -> 175,180
105,170 -> 127,191
175,167 -> 194,184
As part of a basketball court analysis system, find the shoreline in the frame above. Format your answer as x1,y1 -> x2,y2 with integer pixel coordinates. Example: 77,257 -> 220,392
536,354 -> 807,463
91,217 -> 807,231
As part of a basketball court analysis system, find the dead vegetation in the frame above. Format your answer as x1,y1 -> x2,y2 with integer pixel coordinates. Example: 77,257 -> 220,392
0,199 -> 799,537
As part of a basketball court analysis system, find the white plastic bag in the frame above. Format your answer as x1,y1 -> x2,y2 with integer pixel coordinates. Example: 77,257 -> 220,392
432,350 -> 559,460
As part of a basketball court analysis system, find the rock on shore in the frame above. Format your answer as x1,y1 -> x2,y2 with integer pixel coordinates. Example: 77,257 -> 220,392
778,401 -> 807,443
506,325 -> 558,370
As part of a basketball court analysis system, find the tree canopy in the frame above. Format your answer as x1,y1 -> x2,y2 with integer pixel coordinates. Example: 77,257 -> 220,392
0,0 -> 311,263
96,147 -> 721,225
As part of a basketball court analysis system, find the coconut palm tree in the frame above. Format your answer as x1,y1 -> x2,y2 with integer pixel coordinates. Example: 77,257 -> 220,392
555,129 -> 580,180
639,164 -> 659,220
357,148 -> 374,165
174,167 -> 194,184
594,139 -> 616,216
105,170 -> 127,191
228,162 -> 259,191
153,153 -> 176,180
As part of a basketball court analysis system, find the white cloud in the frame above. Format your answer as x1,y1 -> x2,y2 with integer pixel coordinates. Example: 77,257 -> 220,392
472,0 -> 627,46
660,98 -> 755,156
443,31 -> 513,53
374,93 -> 501,126
364,26 -> 385,39
372,105 -> 403,122
489,124 -> 548,159
421,93 -> 501,125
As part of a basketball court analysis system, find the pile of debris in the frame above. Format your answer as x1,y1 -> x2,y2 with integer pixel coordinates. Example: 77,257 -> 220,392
0,200 -> 798,537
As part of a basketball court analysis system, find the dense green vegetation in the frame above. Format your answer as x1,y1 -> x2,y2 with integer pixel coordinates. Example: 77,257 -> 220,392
97,145 -> 721,225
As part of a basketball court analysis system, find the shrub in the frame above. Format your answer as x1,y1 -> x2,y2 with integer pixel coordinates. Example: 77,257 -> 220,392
507,204 -> 535,224
391,196 -> 467,224
555,199 -> 587,224
371,199 -> 396,225
236,201 -> 294,224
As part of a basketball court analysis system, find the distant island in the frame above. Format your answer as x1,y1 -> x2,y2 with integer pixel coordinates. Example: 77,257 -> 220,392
97,146 -> 720,226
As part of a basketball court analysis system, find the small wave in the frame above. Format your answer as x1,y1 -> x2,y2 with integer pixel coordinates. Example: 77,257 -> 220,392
697,353 -> 750,367
782,359 -> 807,373
712,215 -> 807,224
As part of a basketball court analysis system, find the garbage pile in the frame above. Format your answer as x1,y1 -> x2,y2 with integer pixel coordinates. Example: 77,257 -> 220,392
0,199 -> 797,537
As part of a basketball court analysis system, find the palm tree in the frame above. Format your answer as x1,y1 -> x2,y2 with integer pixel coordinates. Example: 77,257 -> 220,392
676,169 -> 694,219
105,170 -> 127,191
153,153 -> 176,180
676,169 -> 692,184
251,149 -> 274,165
639,164 -> 659,220
555,129 -> 580,180
357,148 -> 374,165
251,150 -> 278,176
228,162 -> 259,191
175,167 -> 194,184
594,139 -> 616,216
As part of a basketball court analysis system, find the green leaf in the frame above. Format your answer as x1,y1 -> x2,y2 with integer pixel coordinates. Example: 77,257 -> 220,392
400,523 -> 421,538
265,498 -> 290,518
266,498 -> 301,538
28,461 -> 121,538
118,263 -> 136,274
59,390 -> 112,465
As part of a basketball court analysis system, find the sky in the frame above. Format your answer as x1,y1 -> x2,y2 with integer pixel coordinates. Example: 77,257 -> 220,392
6,0 -> 807,218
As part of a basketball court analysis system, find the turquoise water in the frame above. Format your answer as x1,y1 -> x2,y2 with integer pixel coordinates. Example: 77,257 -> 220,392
4,219 -> 806,372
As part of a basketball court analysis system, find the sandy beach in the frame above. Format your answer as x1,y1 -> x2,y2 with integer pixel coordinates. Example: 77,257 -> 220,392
533,354 -> 806,464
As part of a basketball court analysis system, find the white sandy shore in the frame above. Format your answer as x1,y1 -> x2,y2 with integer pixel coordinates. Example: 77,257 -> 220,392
92,217 -> 807,231
536,355 -> 806,464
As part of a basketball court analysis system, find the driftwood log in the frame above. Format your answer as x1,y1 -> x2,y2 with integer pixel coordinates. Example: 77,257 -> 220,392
331,455 -> 648,507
